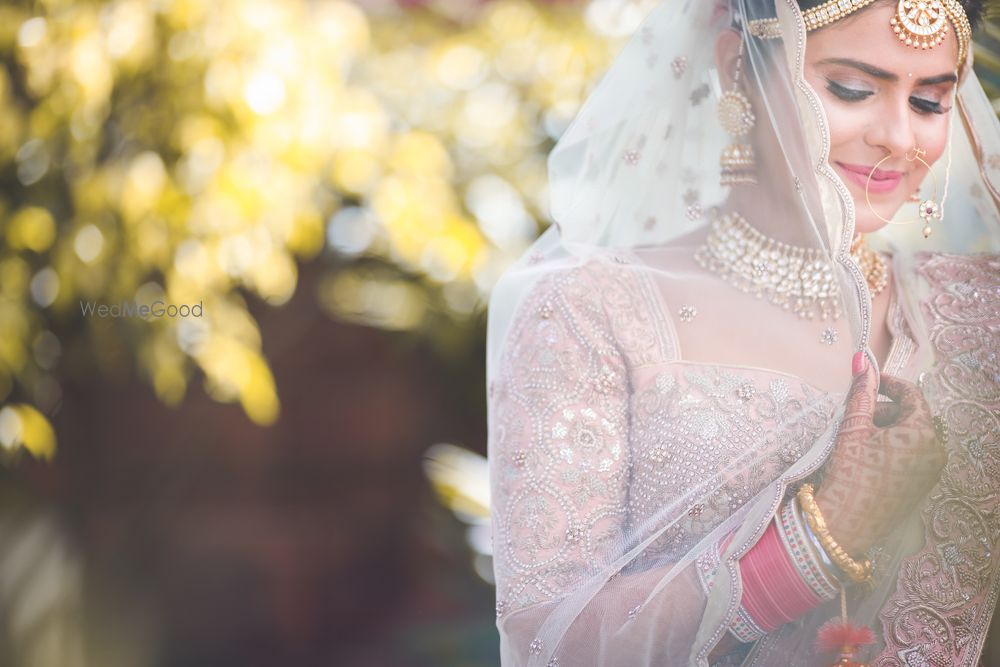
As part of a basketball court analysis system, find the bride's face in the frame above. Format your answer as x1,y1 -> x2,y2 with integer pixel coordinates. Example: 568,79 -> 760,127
803,1 -> 960,233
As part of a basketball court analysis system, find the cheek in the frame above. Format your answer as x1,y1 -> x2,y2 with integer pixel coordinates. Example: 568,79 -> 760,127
802,71 -> 857,149
815,93 -> 868,154
917,118 -> 950,164
908,116 -> 951,191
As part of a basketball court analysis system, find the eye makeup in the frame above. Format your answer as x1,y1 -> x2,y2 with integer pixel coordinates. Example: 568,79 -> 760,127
826,79 -> 873,102
825,77 -> 951,115
909,96 -> 948,114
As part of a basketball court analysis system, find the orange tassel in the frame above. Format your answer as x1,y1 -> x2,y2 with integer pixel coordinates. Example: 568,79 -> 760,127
816,619 -> 876,665
816,584 -> 876,667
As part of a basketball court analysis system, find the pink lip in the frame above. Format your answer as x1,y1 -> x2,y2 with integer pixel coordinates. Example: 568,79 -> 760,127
836,161 -> 904,194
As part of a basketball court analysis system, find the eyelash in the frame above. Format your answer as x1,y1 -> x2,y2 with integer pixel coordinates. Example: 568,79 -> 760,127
910,97 -> 946,114
825,80 -> 947,115
827,80 -> 872,102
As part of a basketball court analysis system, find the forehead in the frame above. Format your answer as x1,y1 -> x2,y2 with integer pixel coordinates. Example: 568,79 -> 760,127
804,2 -> 959,75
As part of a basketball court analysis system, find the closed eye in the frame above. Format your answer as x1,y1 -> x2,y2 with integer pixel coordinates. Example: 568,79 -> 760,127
826,80 -> 873,102
910,96 -> 947,114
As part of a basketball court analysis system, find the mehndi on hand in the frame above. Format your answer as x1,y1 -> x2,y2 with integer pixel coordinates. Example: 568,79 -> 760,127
814,352 -> 946,557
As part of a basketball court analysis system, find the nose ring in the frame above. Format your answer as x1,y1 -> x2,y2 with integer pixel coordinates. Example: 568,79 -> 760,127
865,148 -> 941,238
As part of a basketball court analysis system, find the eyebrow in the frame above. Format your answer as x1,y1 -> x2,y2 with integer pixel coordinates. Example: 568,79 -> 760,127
816,58 -> 957,86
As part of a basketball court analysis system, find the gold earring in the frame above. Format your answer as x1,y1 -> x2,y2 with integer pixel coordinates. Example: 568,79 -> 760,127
865,147 -> 941,239
718,40 -> 756,186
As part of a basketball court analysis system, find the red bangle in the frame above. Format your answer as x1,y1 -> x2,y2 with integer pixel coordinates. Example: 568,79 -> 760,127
738,519 -> 825,632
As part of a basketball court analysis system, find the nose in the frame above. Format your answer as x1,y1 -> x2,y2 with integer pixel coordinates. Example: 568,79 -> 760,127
865,93 -> 917,160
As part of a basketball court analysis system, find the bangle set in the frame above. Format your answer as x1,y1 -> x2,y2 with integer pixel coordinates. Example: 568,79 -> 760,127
791,494 -> 837,575
778,498 -> 839,599
796,484 -> 873,585
730,485 -> 875,643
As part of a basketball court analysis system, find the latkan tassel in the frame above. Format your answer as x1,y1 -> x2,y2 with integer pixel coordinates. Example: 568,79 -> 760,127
816,583 -> 877,667
815,619 -> 876,666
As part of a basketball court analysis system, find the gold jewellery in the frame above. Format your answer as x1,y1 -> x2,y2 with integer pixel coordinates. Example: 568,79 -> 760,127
797,483 -> 874,585
851,231 -> 889,294
693,211 -> 889,321
892,0 -> 971,59
718,37 -> 757,186
865,146 -> 943,238
748,0 -> 972,66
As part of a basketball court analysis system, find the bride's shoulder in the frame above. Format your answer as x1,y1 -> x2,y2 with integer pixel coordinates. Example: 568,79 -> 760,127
903,248 -> 1000,271
892,250 -> 1000,299
494,247 -> 650,320
627,225 -> 710,266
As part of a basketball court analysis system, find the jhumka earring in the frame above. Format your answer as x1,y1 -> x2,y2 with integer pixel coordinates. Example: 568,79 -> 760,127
865,147 -> 942,239
718,39 -> 756,186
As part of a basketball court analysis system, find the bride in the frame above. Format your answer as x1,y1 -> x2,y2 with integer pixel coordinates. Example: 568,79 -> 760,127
486,0 -> 1000,665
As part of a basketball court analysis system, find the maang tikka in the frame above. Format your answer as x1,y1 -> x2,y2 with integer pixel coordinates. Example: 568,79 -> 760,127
718,38 -> 757,186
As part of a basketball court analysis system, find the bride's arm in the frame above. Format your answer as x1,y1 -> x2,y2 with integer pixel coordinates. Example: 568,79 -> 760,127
489,261 -> 641,662
488,261 -> 728,664
710,353 -> 945,664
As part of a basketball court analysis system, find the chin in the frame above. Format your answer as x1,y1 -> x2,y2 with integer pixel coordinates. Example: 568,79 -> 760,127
853,213 -> 889,235
849,192 -> 897,235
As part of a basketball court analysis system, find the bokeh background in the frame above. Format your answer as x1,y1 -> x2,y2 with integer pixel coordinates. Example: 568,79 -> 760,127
2,1 -> 1000,665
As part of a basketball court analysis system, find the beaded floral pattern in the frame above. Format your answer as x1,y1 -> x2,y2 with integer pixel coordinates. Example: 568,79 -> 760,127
872,253 -> 1000,667
628,366 -> 837,564
491,256 -> 669,617
491,254 -> 839,630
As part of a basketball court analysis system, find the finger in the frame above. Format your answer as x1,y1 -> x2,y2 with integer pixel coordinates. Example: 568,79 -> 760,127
845,354 -> 879,426
873,400 -> 900,427
877,374 -> 928,422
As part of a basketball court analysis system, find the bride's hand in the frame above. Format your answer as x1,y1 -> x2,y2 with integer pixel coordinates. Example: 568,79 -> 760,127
814,352 -> 946,556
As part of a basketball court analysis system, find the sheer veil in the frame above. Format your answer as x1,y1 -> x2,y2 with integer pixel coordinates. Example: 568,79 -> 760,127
486,1 -> 1000,665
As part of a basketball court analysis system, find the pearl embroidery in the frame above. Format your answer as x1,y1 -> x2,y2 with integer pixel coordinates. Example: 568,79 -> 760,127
490,255 -> 840,659
672,56 -> 688,78
678,305 -> 698,323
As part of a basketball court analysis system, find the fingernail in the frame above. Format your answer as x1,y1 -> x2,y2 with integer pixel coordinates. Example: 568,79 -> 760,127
852,351 -> 868,376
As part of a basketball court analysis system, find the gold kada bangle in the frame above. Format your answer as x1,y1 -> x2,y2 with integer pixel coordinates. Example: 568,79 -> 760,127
796,483 -> 873,585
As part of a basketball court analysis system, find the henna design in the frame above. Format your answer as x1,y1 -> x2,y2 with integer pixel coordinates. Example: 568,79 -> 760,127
816,365 -> 945,556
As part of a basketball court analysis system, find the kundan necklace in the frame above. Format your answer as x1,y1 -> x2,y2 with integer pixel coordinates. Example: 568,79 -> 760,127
693,212 -> 888,321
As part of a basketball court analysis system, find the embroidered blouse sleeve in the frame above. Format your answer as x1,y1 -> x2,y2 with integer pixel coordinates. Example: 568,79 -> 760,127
488,259 -> 636,655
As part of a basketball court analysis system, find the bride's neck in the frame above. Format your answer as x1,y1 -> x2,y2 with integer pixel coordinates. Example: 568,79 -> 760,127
720,182 -> 821,247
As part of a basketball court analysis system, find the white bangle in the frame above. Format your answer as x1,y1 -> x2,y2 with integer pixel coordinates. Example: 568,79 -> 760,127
794,496 -> 841,578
